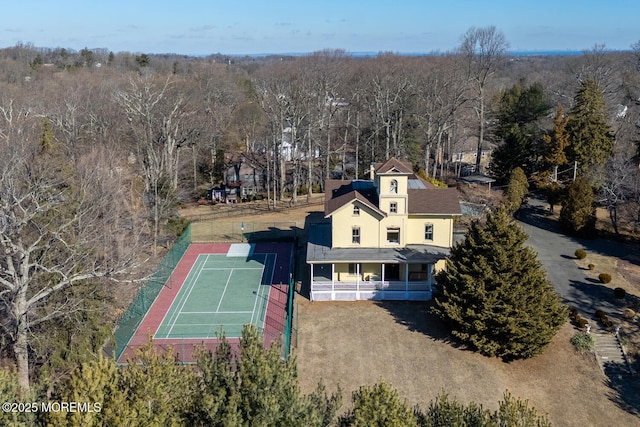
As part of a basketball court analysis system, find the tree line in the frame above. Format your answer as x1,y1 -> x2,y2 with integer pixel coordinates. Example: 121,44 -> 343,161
0,325 -> 551,427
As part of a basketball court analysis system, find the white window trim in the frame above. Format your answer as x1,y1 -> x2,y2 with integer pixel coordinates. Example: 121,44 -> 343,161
386,227 -> 400,244
424,223 -> 434,241
352,227 -> 360,245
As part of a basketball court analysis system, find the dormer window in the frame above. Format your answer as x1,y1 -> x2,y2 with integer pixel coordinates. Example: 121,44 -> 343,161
353,205 -> 360,216
390,179 -> 398,194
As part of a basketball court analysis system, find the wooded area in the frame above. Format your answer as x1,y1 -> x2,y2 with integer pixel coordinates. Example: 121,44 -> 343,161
1,27 -> 640,422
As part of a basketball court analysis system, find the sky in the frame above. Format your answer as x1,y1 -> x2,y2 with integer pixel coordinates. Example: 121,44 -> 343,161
2,1 -> 639,56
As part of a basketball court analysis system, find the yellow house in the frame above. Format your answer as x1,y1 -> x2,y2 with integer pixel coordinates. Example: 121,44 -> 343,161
306,158 -> 460,301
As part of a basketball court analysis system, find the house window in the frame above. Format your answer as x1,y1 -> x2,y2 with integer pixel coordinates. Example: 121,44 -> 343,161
390,202 -> 397,214
352,227 -> 360,244
424,223 -> 434,241
348,263 -> 359,275
353,205 -> 360,216
386,228 -> 400,244
390,179 -> 398,194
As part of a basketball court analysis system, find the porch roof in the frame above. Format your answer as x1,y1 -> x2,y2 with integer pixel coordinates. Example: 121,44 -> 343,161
306,223 -> 450,264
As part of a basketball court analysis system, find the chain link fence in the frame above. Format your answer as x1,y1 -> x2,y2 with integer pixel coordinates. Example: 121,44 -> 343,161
114,224 -> 192,361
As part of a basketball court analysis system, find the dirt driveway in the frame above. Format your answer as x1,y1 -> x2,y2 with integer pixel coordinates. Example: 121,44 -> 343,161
294,299 -> 640,427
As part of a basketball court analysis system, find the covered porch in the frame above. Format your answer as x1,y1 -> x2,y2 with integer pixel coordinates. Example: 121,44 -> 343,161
306,224 -> 448,301
310,263 -> 433,301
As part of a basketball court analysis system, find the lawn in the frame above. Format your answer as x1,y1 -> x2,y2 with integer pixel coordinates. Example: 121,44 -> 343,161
294,299 -> 640,427
179,196 -> 640,426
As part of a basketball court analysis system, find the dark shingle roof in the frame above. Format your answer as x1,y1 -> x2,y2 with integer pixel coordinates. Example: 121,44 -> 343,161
408,188 -> 461,215
374,158 -> 413,174
324,180 -> 384,217
325,158 -> 460,217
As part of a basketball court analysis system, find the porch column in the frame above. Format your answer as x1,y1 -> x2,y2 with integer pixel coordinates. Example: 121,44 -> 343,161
405,262 -> 409,300
331,263 -> 335,300
310,264 -> 314,301
356,263 -> 360,299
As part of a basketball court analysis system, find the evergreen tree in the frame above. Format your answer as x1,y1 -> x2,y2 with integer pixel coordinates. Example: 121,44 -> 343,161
342,381 -> 418,427
432,207 -> 567,360
565,78 -> 614,172
493,391 -> 552,427
119,341 -> 196,426
502,167 -> 529,215
490,125 -> 530,183
236,324 -> 318,426
418,391 -> 551,427
192,332 -> 243,426
541,104 -> 569,182
0,367 -> 36,426
420,392 -> 490,426
559,177 -> 596,237
490,82 -> 549,182
47,356 -> 133,427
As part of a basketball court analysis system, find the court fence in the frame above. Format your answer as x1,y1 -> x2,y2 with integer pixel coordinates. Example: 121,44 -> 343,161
114,224 -> 192,361
190,221 -> 299,243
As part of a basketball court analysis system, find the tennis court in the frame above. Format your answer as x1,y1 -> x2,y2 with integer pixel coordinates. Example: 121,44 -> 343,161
116,241 -> 292,364
155,250 -> 276,340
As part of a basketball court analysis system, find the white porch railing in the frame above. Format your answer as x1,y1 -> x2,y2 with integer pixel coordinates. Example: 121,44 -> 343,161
310,280 -> 432,301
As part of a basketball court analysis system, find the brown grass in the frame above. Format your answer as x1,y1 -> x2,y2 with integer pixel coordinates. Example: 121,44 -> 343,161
294,299 -> 640,426
180,195 -> 640,426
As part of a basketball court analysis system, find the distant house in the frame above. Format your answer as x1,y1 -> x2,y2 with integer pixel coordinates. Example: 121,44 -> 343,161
306,158 -> 461,301
221,152 -> 267,201
451,136 -> 494,174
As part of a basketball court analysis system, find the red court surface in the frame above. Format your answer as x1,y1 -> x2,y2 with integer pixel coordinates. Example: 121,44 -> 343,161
117,242 -> 292,364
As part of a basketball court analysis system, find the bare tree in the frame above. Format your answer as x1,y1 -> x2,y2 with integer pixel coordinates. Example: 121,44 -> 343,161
364,55 -> 414,161
458,26 -> 509,173
415,56 -> 467,179
0,120 -> 138,393
115,74 -> 194,252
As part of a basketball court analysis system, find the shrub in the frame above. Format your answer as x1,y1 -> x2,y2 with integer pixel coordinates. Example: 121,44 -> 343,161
568,307 -> 579,319
571,332 -> 595,353
574,249 -> 587,260
576,316 -> 589,330
595,310 -> 613,329
614,287 -> 626,299
598,273 -> 612,284
622,308 -> 636,319
588,263 -> 595,270
166,216 -> 191,237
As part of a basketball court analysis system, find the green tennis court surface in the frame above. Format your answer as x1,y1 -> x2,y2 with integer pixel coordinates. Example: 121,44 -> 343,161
155,253 -> 276,339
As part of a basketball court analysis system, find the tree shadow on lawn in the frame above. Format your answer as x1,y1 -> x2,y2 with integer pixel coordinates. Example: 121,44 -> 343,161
376,300 -> 471,352
603,361 -> 640,417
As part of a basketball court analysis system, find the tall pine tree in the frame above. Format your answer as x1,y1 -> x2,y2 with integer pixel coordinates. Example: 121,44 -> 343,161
432,208 -> 567,360
565,78 -> 614,172
489,82 -> 549,183
559,176 -> 596,237
541,103 -> 569,182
